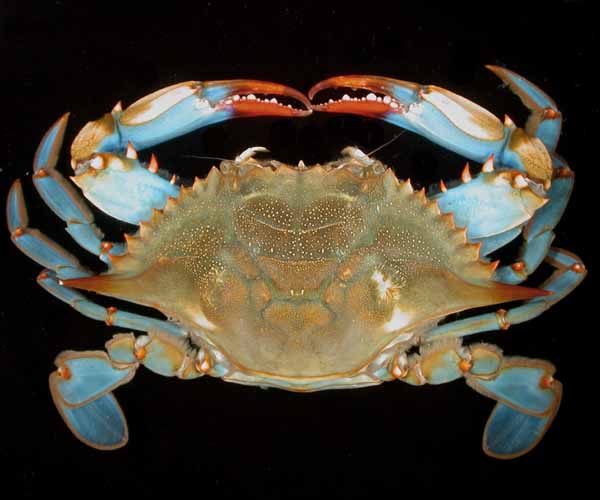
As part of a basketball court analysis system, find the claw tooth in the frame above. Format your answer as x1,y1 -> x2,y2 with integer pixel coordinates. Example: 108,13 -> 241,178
504,114 -> 516,128
112,101 -> 123,113
461,163 -> 472,183
439,180 -> 447,192
513,173 -> 528,189
481,155 -> 495,173
342,94 -> 351,101
126,142 -> 138,160
170,174 -> 177,184
148,153 -> 159,173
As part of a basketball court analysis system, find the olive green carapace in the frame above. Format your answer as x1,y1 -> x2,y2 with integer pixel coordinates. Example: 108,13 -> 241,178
67,159 -> 541,380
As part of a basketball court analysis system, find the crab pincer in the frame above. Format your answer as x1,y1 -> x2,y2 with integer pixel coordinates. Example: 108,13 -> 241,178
308,71 -> 553,184
68,80 -> 311,224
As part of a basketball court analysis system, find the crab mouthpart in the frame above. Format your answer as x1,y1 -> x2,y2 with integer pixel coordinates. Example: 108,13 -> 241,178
309,75 -> 412,117
203,80 -> 312,117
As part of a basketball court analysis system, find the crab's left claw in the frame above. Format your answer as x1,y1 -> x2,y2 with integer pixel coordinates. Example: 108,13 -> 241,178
309,70 -> 554,185
71,79 -> 312,161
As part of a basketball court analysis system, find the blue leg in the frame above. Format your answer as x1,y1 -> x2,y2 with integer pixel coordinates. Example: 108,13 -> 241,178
37,270 -> 186,338
30,113 -> 177,243
385,339 -> 561,458
51,331 -> 219,449
426,247 -> 585,341
11,115 -> 127,265
8,180 -> 91,280
486,65 -> 562,151
50,350 -> 136,449
494,158 -> 574,284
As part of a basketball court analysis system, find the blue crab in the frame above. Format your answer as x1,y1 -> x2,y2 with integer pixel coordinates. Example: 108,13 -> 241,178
7,67 -> 585,458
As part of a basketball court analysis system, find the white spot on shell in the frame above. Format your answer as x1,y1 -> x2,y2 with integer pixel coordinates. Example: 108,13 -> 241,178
383,307 -> 412,333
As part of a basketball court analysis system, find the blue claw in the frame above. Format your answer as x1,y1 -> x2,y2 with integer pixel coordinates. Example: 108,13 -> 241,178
309,70 -> 554,183
71,80 -> 312,161
431,166 -> 547,240
67,80 -> 310,225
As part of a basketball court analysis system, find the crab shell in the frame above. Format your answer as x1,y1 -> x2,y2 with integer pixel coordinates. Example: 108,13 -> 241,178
65,157 -> 545,389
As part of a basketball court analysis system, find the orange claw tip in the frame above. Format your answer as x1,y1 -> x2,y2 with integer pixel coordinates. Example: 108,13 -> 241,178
112,101 -> 123,113
203,79 -> 312,116
308,75 -> 410,115
308,75 -> 416,100
439,180 -> 448,192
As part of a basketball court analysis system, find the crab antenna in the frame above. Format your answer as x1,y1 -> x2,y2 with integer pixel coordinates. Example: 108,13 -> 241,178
367,131 -> 406,157
181,154 -> 230,162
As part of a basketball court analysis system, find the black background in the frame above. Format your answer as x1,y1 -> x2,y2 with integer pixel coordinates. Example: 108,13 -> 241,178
2,1 -> 595,496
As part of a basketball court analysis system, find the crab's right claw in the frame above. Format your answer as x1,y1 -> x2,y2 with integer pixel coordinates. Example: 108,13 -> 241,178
71,79 -> 312,161
68,80 -> 311,225
309,70 -> 553,184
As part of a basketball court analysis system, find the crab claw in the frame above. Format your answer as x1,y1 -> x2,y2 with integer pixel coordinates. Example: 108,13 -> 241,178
309,75 -> 504,143
309,73 -> 553,184
202,80 -> 312,118
71,80 -> 311,161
